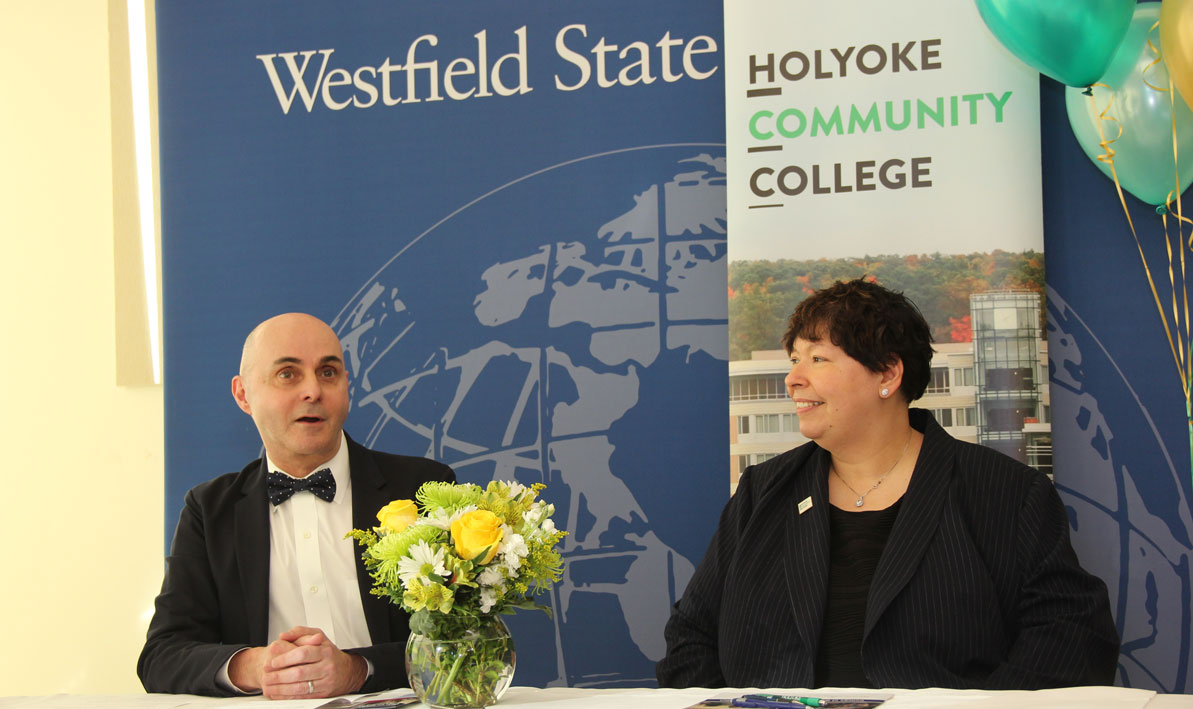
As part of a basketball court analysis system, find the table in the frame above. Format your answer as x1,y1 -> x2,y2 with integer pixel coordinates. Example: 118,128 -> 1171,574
3,686 -> 1191,709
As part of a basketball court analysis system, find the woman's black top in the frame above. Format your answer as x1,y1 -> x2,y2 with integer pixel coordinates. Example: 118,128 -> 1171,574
813,498 -> 903,688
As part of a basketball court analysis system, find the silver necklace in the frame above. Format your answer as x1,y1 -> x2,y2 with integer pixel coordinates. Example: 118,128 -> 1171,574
832,432 -> 913,508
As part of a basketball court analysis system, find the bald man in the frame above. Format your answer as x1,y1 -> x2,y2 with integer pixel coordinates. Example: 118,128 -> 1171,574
138,313 -> 455,699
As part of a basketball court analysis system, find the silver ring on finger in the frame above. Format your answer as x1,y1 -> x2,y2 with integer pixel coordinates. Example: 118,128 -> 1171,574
308,680 -> 315,694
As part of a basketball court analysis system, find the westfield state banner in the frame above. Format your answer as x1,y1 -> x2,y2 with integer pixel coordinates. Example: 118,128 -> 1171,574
157,1 -> 726,686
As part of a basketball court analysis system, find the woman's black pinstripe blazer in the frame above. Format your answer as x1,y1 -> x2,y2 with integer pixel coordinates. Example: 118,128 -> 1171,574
657,409 -> 1119,689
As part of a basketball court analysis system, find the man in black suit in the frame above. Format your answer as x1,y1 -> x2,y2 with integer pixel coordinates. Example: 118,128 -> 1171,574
138,313 -> 454,699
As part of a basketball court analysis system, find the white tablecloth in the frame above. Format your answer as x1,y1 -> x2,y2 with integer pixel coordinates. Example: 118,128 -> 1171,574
3,686 -> 1190,709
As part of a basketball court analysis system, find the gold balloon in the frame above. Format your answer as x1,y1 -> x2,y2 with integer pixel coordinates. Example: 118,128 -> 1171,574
1162,0 -> 1193,111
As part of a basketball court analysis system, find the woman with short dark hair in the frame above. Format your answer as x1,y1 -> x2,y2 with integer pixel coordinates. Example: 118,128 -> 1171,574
657,278 -> 1119,690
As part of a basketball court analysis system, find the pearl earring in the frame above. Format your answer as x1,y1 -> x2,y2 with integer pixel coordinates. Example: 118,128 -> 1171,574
880,388 -> 889,398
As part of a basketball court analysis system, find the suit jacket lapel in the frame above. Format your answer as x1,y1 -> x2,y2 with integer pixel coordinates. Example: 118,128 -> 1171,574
234,459 -> 271,645
864,413 -> 952,637
347,438 -> 393,644
782,445 -> 832,660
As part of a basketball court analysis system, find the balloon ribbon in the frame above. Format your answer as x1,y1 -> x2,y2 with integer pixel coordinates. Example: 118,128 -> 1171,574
1086,87 -> 1189,396
1091,39 -> 1193,499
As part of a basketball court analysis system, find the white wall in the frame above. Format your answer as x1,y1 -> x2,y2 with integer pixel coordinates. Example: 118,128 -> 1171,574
0,1 -> 165,695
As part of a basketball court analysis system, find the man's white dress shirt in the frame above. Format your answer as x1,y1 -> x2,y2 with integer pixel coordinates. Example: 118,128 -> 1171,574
218,433 -> 372,691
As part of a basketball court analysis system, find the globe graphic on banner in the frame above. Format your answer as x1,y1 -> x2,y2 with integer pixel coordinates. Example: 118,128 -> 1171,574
1047,288 -> 1193,691
330,147 -> 728,686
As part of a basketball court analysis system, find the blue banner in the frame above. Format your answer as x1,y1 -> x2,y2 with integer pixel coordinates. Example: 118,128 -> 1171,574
158,0 -> 726,686
1041,78 -> 1193,692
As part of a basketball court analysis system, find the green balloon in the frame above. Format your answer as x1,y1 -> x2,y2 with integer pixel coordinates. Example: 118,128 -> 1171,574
975,0 -> 1135,87
1065,3 -> 1193,206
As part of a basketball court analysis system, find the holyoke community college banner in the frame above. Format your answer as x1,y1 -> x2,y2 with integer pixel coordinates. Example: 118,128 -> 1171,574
157,1 -> 726,686
723,0 -> 1193,692
722,1 -> 1046,482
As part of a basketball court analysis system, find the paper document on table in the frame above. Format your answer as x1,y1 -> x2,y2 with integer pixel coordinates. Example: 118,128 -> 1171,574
168,696 -> 329,709
317,691 -> 418,708
150,689 -> 416,709
881,686 -> 1155,709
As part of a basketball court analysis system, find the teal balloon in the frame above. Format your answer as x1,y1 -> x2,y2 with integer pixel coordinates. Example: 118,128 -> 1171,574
975,0 -> 1135,87
1065,3 -> 1193,206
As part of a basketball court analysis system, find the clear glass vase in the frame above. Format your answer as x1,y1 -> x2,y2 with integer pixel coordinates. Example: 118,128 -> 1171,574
405,616 -> 516,708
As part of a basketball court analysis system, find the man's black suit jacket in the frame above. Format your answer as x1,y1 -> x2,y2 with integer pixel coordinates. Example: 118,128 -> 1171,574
657,410 -> 1120,689
138,436 -> 455,696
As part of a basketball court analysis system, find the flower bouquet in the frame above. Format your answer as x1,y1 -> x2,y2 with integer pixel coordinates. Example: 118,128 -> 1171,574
349,480 -> 566,708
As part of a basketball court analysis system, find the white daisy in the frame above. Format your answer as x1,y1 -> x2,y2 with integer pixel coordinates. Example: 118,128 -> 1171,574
397,540 -> 449,586
447,504 -> 478,527
422,508 -> 454,531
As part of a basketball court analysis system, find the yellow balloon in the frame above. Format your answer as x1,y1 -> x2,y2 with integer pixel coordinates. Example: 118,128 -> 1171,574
1163,0 -> 1193,111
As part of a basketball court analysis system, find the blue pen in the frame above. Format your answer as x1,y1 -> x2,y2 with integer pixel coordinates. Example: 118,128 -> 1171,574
795,700 -> 884,708
738,695 -> 885,708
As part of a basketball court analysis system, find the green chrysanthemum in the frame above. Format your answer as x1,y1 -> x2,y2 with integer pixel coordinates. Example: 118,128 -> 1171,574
369,525 -> 443,588
370,523 -> 443,561
417,481 -> 483,512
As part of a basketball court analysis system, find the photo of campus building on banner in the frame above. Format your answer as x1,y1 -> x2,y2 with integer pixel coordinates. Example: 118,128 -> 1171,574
728,258 -> 1051,491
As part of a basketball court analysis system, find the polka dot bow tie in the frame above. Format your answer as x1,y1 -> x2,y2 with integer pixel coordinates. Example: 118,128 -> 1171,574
267,468 -> 336,505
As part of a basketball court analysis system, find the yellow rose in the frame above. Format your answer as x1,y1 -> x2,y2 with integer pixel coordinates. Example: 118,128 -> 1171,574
450,510 -> 503,564
377,499 -> 418,533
